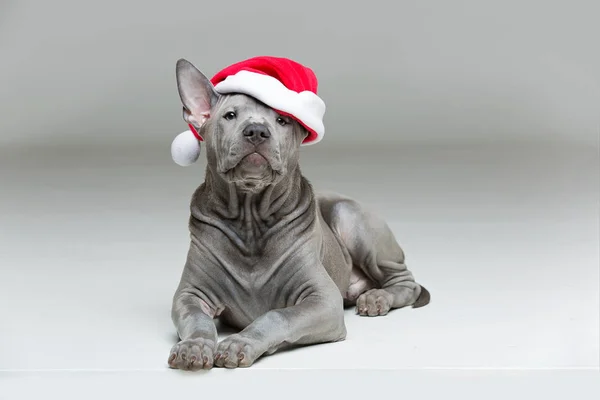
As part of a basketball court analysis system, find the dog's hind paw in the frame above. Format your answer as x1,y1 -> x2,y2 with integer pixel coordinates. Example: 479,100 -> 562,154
356,289 -> 394,316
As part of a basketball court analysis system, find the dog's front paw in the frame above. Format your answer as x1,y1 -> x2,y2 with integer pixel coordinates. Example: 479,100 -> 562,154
214,334 -> 262,368
168,338 -> 215,371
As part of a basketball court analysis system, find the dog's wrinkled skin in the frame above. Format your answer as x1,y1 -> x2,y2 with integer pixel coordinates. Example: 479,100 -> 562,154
168,59 -> 431,370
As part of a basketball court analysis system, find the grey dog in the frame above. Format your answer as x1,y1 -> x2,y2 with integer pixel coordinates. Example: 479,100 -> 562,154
168,59 -> 430,370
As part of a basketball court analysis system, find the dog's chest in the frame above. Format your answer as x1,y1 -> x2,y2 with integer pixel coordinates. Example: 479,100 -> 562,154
214,253 -> 301,325
222,251 -> 298,294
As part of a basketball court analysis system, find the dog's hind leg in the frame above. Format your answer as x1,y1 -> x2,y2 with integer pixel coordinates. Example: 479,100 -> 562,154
321,195 -> 430,316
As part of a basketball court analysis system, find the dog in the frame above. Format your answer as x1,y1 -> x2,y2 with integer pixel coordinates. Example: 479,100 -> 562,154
168,58 -> 430,370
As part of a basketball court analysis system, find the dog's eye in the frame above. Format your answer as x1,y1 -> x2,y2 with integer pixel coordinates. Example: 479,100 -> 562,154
223,111 -> 236,121
276,116 -> 287,126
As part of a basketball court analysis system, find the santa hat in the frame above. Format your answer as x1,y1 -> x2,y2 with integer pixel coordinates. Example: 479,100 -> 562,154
171,56 -> 326,166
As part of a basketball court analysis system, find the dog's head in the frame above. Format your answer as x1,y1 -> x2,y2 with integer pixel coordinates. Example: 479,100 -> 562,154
176,59 -> 309,192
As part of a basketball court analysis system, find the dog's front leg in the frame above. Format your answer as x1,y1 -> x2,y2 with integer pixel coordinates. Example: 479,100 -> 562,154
168,291 -> 218,370
214,284 -> 346,368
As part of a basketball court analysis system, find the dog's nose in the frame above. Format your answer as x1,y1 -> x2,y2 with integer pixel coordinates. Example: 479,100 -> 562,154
242,123 -> 271,144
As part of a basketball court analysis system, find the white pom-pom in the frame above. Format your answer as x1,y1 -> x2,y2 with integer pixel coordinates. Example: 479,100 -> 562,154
171,130 -> 201,166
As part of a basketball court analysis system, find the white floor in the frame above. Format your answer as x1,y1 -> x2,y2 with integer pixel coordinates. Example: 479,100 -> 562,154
1,139 -> 598,397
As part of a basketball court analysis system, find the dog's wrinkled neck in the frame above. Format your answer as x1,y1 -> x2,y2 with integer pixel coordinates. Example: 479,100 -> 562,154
199,164 -> 314,252
190,164 -> 314,256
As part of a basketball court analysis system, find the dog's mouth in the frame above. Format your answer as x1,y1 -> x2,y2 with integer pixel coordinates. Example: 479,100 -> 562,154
221,150 -> 282,190
223,149 -> 282,175
240,152 -> 269,168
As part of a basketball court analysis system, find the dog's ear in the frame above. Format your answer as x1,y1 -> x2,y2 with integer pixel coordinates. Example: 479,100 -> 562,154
176,59 -> 219,129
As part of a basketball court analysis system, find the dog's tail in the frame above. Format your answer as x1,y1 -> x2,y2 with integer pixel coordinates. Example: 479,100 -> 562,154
413,285 -> 431,308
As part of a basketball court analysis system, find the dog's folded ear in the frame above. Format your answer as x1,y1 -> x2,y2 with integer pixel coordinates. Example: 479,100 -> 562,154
176,59 -> 220,129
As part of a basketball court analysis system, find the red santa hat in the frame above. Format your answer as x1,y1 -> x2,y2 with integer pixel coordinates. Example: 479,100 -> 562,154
171,56 -> 326,166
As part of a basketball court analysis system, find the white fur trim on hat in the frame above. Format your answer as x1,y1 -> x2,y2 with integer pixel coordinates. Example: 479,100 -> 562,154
213,70 -> 326,144
171,130 -> 201,166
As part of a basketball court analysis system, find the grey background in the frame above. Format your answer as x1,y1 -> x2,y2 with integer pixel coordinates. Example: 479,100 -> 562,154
0,0 -> 598,395
1,0 -> 598,147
